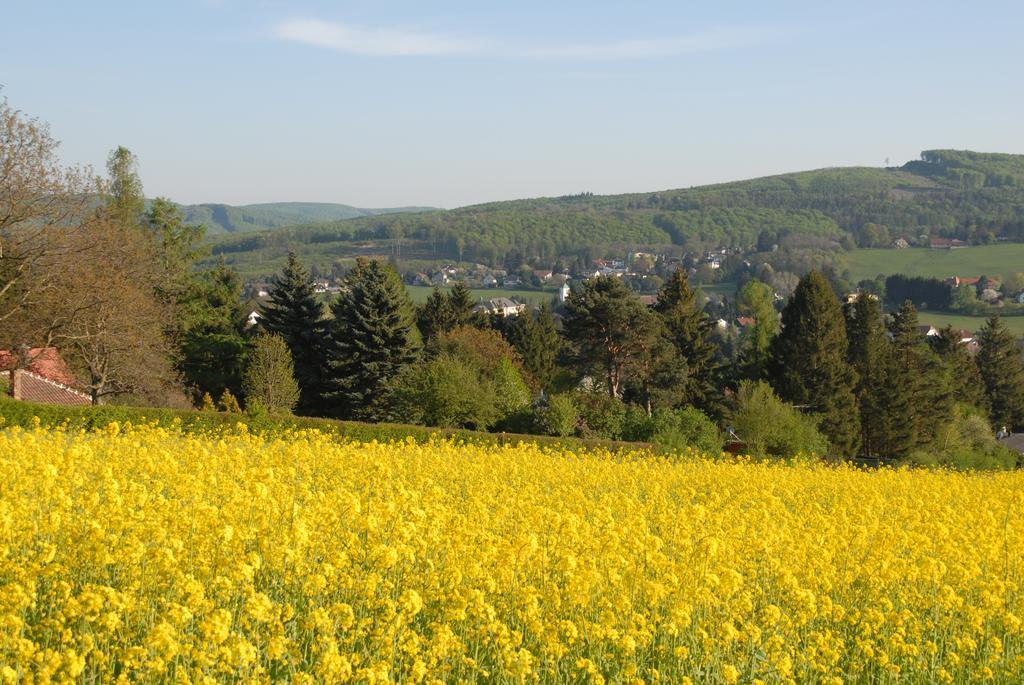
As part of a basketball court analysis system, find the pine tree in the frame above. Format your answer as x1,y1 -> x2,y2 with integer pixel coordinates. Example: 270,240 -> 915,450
844,295 -> 894,457
767,270 -> 861,457
888,301 -> 953,457
653,269 -> 719,413
416,286 -> 453,342
324,258 -> 421,420
259,252 -> 327,415
563,276 -> 663,400
510,303 -> 560,392
977,316 -> 1024,430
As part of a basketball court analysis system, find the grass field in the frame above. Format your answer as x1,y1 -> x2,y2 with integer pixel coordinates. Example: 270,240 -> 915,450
405,285 -> 558,306
916,310 -> 1024,335
844,244 -> 1024,282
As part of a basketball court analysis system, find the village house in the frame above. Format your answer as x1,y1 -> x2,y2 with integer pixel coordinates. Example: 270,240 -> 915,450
475,297 -> 526,318
893,237 -> 910,249
532,269 -> 553,283
930,237 -> 969,250
0,347 -> 90,406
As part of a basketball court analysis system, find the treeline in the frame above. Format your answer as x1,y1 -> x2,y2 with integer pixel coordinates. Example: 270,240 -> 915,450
244,249 -> 1024,466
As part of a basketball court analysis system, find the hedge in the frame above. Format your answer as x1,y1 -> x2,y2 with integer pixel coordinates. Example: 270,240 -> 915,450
0,396 -> 648,455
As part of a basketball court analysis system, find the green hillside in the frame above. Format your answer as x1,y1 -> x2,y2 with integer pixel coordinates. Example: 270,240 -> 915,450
179,201 -> 433,235
201,150 -> 1024,278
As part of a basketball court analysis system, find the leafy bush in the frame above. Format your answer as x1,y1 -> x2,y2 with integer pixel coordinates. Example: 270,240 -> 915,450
539,394 -> 579,437
910,405 -> 1019,469
730,381 -> 829,459
492,357 -> 532,418
620,406 -> 722,455
573,392 -> 628,439
389,355 -> 499,430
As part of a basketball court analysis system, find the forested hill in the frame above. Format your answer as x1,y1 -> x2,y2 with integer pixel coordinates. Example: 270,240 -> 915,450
205,150 -> 1024,275
178,201 -> 434,235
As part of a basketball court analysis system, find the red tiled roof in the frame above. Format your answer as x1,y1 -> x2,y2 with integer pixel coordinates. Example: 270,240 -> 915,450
0,347 -> 79,386
10,370 -> 91,406
736,316 -> 756,327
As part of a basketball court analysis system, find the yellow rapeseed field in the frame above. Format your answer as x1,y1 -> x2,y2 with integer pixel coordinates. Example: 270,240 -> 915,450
2,422 -> 1024,684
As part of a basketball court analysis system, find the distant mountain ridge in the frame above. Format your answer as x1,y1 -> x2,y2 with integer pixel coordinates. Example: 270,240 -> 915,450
200,149 -> 1024,278
177,201 -> 435,235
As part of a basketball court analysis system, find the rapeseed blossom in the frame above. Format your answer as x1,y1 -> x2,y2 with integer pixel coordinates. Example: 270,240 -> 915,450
1,423 -> 1024,683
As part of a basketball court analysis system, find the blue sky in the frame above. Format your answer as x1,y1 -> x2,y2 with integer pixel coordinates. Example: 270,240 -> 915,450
2,1 -> 1022,208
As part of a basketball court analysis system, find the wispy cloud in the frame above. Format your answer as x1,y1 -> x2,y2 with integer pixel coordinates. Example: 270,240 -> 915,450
274,19 -> 481,57
273,19 -> 782,60
524,27 -> 782,60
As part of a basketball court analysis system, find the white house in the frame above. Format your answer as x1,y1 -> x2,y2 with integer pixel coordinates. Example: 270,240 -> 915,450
246,310 -> 261,328
475,297 -> 526,317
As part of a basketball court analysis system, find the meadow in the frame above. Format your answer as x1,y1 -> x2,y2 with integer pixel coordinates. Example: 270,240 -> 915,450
3,423 -> 1024,683
917,310 -> 1024,335
843,245 -> 1024,283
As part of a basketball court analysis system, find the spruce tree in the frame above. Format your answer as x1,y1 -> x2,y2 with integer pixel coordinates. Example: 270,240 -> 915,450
653,269 -> 719,413
767,270 -> 860,457
260,252 -> 327,415
977,316 -> 1024,430
510,303 -> 560,392
416,286 -> 453,342
324,258 -> 421,420
447,281 -> 477,327
844,295 -> 892,457
930,325 -> 987,410
888,301 -> 953,456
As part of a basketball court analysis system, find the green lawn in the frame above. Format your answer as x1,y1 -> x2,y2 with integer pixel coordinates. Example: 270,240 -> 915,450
917,311 -> 1024,335
844,245 -> 1024,283
405,285 -> 559,306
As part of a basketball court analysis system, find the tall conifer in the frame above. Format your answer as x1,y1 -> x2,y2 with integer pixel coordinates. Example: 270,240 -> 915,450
260,252 -> 326,415
977,316 -> 1024,430
844,295 -> 892,457
888,300 -> 953,456
653,269 -> 719,413
930,325 -> 986,410
324,258 -> 421,420
767,270 -> 860,457
510,303 -> 560,392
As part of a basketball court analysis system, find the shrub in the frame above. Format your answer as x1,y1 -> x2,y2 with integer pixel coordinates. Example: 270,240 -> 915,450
910,404 -> 1019,469
390,355 -> 499,430
619,406 -> 722,455
539,394 -> 578,437
730,381 -> 828,459
492,357 -> 532,418
651,407 -> 722,456
573,392 -> 628,439
241,333 -> 299,414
